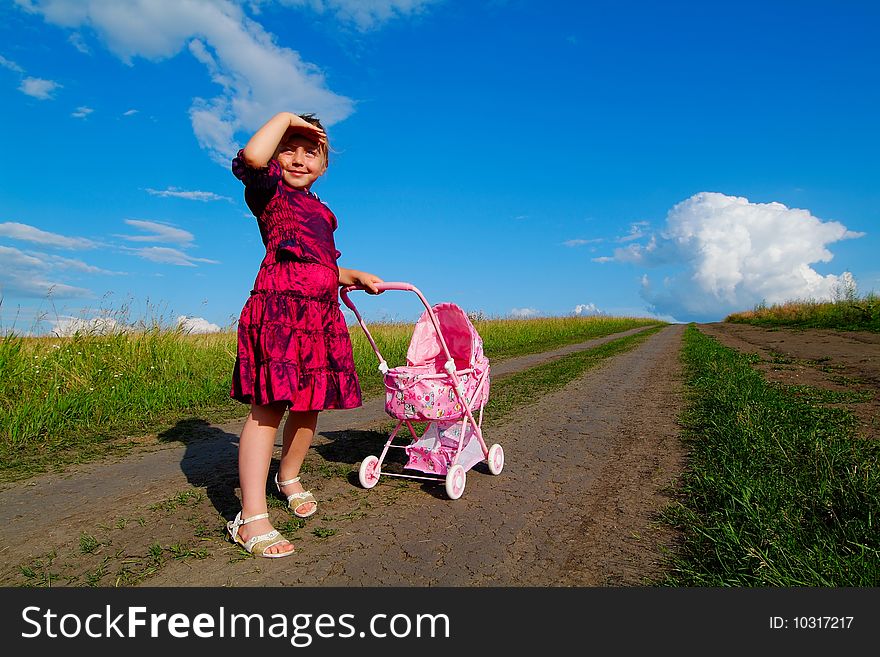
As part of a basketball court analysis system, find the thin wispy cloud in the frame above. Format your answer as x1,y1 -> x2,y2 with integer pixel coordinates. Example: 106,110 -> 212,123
510,307 -> 539,318
563,238 -> 603,247
19,76 -> 61,99
41,253 -> 122,276
146,187 -> 231,202
271,0 -> 439,31
68,32 -> 90,54
0,54 -> 24,73
617,221 -> 649,243
0,245 -> 93,299
126,246 -> 220,267
71,105 -> 93,118
123,109 -> 139,116
0,222 -> 97,249
118,220 -> 194,246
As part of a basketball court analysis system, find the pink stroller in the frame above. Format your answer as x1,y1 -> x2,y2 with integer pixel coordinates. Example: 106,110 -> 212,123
340,282 -> 504,499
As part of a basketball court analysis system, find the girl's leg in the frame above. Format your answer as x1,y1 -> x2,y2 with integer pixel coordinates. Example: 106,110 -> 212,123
235,401 -> 292,555
277,410 -> 319,516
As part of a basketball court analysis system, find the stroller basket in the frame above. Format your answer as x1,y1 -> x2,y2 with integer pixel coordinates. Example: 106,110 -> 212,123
385,365 -> 489,421
340,282 -> 504,500
383,300 -> 490,421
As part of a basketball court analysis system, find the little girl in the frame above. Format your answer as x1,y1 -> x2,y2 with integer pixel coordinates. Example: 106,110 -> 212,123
226,111 -> 383,558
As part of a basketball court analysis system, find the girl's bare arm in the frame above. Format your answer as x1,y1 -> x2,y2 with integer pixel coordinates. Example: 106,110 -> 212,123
240,112 -> 326,168
339,267 -> 384,294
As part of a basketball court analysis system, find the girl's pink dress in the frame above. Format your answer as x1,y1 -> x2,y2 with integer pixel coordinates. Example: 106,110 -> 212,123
229,151 -> 362,410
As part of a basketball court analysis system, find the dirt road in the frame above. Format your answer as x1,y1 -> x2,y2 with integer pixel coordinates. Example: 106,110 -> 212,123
152,323 -> 687,586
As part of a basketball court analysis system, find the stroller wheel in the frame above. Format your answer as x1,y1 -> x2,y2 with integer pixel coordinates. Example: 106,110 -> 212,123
445,464 -> 466,500
358,455 -> 381,489
487,443 -> 504,475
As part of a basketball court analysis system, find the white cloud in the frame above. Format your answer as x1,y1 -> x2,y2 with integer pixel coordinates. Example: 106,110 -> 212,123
617,221 -> 649,243
272,0 -> 438,31
177,315 -> 221,333
563,238 -> 602,247
510,307 -> 539,318
118,219 -> 194,246
19,76 -> 61,99
573,303 -> 602,316
0,55 -> 25,73
71,105 -> 93,118
609,192 -> 864,321
146,187 -> 231,202
127,246 -> 220,267
15,0 -> 355,164
123,108 -> 139,116
41,253 -> 121,275
0,221 -> 97,249
50,315 -> 126,337
68,31 -> 89,53
0,245 -> 93,299
2,53 -> 63,104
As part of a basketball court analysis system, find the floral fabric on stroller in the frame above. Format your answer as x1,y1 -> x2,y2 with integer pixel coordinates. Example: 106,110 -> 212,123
340,282 -> 504,499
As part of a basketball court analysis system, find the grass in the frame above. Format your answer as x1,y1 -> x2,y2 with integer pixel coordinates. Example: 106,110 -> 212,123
725,293 -> 880,332
659,325 -> 880,586
0,315 -> 660,482
0,327 -> 241,481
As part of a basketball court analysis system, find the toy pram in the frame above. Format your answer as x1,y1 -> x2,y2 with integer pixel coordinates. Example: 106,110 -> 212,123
340,282 -> 504,499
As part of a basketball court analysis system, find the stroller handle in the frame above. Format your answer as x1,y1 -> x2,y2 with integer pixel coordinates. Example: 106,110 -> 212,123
339,282 -> 457,374
340,281 -> 430,313
340,281 -> 415,295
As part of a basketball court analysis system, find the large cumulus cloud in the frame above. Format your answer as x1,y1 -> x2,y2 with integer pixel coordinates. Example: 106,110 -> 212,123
609,192 -> 863,321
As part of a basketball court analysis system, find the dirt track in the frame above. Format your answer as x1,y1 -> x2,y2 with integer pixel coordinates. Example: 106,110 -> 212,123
3,322 -> 874,587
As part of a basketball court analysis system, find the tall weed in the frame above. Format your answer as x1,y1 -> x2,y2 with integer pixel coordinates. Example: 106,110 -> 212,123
726,294 -> 880,332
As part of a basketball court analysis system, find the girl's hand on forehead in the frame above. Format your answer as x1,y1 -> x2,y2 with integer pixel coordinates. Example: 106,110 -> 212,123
285,126 -> 326,148
288,115 -> 326,143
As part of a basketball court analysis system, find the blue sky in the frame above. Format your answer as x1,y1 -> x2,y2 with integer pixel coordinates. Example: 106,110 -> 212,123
2,0 -> 878,335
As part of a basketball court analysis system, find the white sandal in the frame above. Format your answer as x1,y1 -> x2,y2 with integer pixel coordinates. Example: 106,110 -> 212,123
226,511 -> 294,558
274,473 -> 318,518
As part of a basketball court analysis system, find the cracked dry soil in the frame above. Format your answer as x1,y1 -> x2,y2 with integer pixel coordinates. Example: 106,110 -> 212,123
4,323 -> 872,587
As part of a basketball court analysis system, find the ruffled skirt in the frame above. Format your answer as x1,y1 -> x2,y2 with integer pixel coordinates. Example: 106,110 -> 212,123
230,261 -> 361,410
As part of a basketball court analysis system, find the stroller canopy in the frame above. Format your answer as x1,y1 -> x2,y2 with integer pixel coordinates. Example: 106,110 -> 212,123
406,302 -> 486,371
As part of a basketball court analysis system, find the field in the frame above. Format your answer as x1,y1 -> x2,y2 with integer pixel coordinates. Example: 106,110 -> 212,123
0,315 -> 659,482
1,305 -> 877,587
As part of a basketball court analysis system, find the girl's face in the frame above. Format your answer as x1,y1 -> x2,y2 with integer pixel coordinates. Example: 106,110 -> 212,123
276,134 -> 327,190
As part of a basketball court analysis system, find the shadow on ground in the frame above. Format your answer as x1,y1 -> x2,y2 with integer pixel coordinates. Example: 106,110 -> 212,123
158,419 -> 241,521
